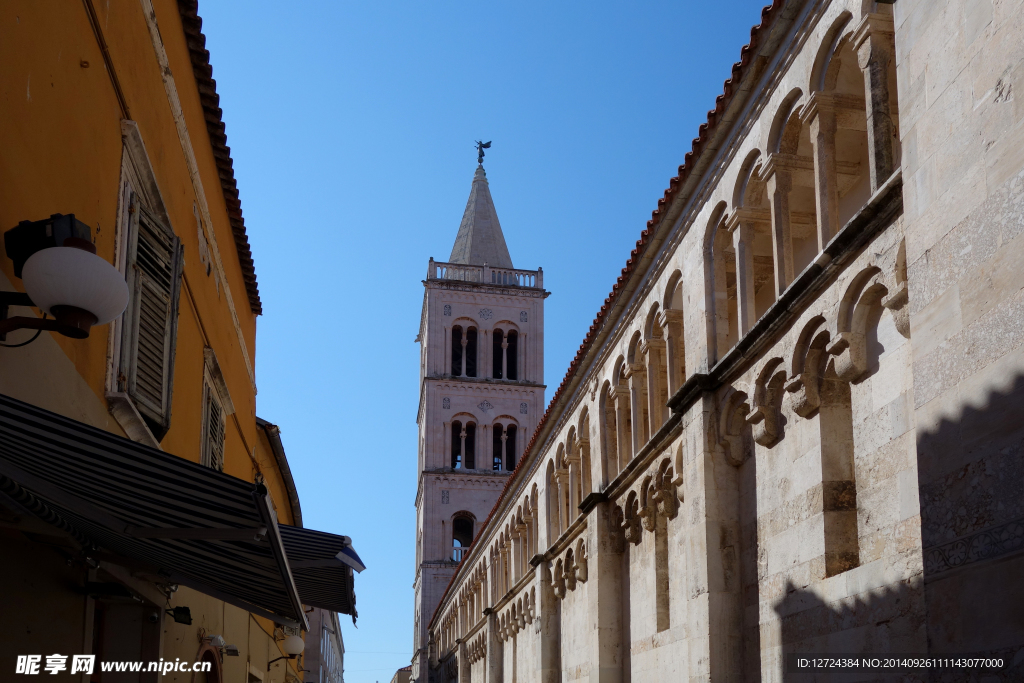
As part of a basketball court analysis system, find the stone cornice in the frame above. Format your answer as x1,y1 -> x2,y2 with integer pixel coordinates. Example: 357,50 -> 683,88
424,279 -> 550,299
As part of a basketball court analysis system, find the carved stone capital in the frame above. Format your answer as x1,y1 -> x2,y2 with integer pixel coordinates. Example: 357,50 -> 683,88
881,281 -> 910,338
785,375 -> 820,418
827,331 -> 868,383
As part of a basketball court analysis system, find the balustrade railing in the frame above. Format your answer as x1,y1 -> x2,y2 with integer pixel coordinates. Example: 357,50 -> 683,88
429,259 -> 542,288
452,545 -> 470,562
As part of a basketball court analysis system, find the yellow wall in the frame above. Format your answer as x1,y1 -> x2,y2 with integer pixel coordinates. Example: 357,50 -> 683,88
0,1 -> 301,679
0,0 -> 264,487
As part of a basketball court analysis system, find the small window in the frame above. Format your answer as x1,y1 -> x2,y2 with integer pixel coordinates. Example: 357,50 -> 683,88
107,123 -> 185,444
201,369 -> 225,471
452,515 -> 474,561
199,349 -> 234,472
116,179 -> 183,440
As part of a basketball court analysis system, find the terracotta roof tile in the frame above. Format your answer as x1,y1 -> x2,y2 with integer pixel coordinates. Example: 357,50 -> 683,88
177,0 -> 262,315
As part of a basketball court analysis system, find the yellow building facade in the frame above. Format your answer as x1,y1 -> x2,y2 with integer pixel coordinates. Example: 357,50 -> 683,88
0,2 -> 357,681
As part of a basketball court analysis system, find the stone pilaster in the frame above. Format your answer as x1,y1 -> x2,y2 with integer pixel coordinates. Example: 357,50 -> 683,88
854,13 -> 897,191
726,210 -> 758,335
484,610 -> 503,683
586,501 -> 624,683
803,92 -> 841,248
763,155 -> 796,296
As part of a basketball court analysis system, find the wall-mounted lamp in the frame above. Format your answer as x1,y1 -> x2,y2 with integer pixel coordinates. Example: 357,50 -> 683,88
204,634 -> 239,657
1,214 -> 128,341
166,606 -> 192,625
267,634 -> 304,669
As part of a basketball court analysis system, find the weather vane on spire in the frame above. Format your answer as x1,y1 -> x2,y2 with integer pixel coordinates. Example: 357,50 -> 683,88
475,140 -> 491,165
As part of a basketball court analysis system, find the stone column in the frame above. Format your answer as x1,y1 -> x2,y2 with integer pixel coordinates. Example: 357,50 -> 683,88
485,609 -> 503,683
726,211 -> 757,335
482,328 -> 492,378
626,363 -> 648,451
568,459 -> 580,516
579,437 -> 592,496
501,331 -> 509,380
586,501 -> 624,683
854,13 -> 897,191
480,423 -> 490,472
804,92 -> 841,248
556,472 -> 569,536
764,156 -> 796,295
461,333 -> 468,377
643,339 -> 668,431
603,392 -> 618,484
613,386 -> 631,471
658,309 -> 685,395
500,429 -> 508,471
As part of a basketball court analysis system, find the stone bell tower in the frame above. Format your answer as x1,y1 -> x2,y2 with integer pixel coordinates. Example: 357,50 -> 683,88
410,160 -> 548,682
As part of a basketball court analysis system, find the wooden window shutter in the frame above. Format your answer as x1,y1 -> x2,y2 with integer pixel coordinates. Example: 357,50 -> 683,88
120,203 -> 183,440
201,378 -> 226,472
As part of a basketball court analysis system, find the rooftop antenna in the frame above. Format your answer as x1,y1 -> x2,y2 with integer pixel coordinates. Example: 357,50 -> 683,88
475,140 -> 491,165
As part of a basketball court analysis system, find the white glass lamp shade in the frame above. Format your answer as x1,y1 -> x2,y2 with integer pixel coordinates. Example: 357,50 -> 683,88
21,247 -> 129,324
281,634 -> 305,656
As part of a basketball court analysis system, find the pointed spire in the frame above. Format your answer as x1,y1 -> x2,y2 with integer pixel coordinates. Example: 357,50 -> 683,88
448,165 -> 514,269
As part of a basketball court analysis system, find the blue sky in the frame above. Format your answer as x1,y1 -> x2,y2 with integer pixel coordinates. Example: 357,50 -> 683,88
198,1 -> 772,679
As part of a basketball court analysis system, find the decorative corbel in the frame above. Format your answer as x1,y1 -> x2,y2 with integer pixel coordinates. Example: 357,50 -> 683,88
563,551 -> 577,592
881,239 -> 910,338
786,323 -> 831,418
639,477 -> 657,532
717,387 -> 751,466
574,543 -> 588,583
652,459 -> 679,519
746,360 -> 786,447
622,502 -> 643,546
551,560 -> 566,599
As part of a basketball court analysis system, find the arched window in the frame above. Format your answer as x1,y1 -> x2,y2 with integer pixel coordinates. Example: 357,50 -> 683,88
452,514 -> 474,562
491,328 -> 519,380
451,421 -> 476,469
491,423 -> 518,471
451,325 -> 478,377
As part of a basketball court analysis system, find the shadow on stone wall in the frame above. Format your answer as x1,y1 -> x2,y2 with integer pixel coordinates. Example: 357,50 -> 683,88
914,369 -> 1024,681
773,371 -> 1024,682
774,578 -> 924,683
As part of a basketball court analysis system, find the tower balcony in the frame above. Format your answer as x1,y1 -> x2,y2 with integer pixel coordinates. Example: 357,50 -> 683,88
428,258 -> 543,289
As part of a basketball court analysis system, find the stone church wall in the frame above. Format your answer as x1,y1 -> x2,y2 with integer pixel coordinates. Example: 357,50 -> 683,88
422,0 -> 1024,681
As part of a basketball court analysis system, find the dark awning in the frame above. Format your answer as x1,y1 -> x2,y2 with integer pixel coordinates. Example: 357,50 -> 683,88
280,525 -> 361,619
0,393 -> 361,627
